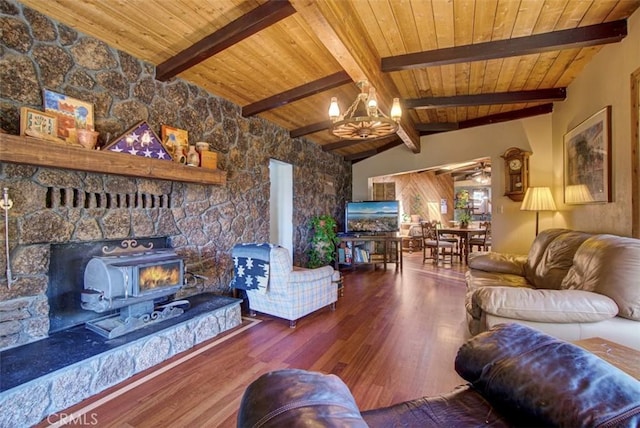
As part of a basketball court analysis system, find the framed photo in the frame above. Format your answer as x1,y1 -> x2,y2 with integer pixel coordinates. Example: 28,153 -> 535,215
103,120 -> 172,160
161,125 -> 188,162
20,107 -> 58,139
563,106 -> 612,204
43,89 -> 94,142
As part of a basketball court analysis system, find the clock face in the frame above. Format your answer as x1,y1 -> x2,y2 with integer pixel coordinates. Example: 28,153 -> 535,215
509,159 -> 522,171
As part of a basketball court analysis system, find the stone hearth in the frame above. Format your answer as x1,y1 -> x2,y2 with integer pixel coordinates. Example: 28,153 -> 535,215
0,293 -> 241,427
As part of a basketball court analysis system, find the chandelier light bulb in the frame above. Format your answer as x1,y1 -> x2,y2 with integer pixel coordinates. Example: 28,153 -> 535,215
391,98 -> 402,121
367,87 -> 378,114
328,97 -> 340,121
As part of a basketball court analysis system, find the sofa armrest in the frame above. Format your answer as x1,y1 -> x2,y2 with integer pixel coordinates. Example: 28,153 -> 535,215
455,323 -> 640,428
238,369 -> 367,427
467,252 -> 527,276
472,287 -> 618,323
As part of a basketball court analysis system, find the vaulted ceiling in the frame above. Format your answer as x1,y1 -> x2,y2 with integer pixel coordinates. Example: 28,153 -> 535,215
22,0 -> 640,161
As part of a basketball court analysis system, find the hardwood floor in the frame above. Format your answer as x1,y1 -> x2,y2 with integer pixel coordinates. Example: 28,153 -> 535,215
42,253 -> 471,427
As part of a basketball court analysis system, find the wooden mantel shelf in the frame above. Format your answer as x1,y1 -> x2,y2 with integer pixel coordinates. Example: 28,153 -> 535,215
0,134 -> 226,185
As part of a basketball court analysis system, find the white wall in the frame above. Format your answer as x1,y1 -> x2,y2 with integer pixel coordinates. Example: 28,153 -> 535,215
353,114 -> 553,253
552,9 -> 640,236
269,159 -> 293,258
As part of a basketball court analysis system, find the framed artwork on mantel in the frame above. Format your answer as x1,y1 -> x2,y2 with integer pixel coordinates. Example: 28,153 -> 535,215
42,89 -> 94,142
19,107 -> 58,140
563,106 -> 612,204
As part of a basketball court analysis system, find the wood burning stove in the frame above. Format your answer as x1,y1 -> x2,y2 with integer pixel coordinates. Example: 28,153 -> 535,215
81,244 -> 187,338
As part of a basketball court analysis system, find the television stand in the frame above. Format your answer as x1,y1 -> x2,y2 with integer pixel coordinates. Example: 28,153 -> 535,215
336,236 -> 402,272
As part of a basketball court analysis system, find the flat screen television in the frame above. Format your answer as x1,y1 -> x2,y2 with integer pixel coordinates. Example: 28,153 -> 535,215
345,200 -> 400,234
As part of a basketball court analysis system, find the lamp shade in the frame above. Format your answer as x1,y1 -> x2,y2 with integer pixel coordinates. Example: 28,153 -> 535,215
565,184 -> 594,204
520,187 -> 556,211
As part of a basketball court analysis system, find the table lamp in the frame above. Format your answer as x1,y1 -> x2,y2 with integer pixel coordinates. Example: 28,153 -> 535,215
520,187 -> 556,236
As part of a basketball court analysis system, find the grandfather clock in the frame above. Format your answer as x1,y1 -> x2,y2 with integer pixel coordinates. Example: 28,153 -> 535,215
501,147 -> 531,201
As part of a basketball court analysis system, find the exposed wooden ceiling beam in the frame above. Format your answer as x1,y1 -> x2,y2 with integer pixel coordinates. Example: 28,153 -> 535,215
435,162 -> 487,176
345,139 -> 403,162
345,149 -> 377,162
406,88 -> 566,109
382,19 -> 627,72
243,71 -> 352,117
413,104 -> 553,137
415,123 -> 459,132
156,1 -> 296,81
322,139 -> 363,152
291,0 -> 420,153
322,134 -> 398,152
290,120 -> 331,138
459,103 -> 553,129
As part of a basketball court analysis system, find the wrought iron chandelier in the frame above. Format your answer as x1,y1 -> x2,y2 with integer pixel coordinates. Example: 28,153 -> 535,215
328,80 -> 402,140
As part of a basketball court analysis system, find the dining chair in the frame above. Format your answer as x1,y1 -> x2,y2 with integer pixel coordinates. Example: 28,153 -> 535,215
434,220 -> 462,262
469,222 -> 492,252
421,221 -> 455,265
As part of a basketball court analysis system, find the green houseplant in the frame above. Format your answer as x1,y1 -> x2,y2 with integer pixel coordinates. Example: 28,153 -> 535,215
308,215 -> 339,268
455,190 -> 473,228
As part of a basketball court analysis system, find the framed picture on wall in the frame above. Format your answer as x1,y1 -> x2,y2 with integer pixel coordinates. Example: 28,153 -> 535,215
563,106 -> 612,204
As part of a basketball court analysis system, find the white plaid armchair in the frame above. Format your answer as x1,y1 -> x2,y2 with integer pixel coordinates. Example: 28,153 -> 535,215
244,246 -> 338,328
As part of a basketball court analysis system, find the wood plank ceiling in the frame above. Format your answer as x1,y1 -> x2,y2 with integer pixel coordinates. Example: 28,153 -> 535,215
22,0 -> 640,161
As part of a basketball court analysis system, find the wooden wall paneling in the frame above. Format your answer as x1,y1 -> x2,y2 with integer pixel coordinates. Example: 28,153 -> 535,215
373,171 -> 453,224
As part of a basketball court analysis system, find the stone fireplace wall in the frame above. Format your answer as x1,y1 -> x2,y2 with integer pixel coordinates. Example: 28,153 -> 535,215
0,0 -> 351,350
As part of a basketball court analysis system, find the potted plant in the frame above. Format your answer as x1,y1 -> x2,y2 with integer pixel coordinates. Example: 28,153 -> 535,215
457,211 -> 472,228
308,215 -> 339,268
455,190 -> 472,228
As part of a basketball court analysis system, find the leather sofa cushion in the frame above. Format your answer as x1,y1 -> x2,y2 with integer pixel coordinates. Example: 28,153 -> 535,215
237,369 -> 367,427
467,252 -> 526,276
527,230 -> 592,289
464,271 -> 531,320
561,234 -> 640,321
455,323 -> 640,427
523,228 -> 571,282
472,287 -> 618,322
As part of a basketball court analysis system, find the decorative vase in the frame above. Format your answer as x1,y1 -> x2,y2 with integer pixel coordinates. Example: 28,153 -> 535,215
76,129 -> 99,149
186,145 -> 199,166
195,142 -> 209,155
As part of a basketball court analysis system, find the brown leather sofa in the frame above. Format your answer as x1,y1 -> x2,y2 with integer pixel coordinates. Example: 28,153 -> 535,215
237,323 -> 640,427
465,229 -> 640,350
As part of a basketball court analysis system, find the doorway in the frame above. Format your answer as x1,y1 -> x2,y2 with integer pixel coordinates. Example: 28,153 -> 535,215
269,159 -> 293,258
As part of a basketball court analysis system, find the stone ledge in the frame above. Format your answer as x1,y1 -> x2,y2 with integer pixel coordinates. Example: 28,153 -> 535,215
0,295 -> 241,427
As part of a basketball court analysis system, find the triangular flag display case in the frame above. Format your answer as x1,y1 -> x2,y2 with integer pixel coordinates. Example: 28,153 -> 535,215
104,121 -> 172,160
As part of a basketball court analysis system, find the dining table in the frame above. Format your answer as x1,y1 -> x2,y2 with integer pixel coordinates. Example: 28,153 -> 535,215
438,226 -> 486,264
